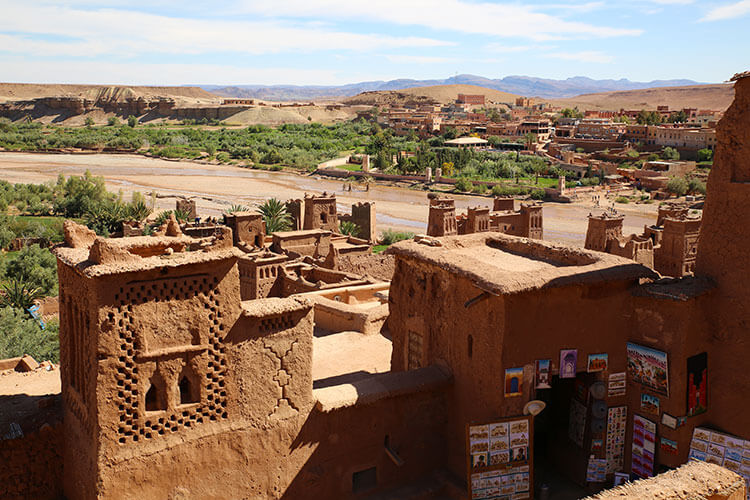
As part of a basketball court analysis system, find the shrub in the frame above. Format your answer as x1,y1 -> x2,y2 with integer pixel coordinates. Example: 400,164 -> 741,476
454,178 -> 473,192
492,185 -> 519,197
379,229 -> 414,246
530,189 -> 546,200
667,177 -> 689,197
127,115 -> 138,127
5,244 -> 58,296
615,196 -> 630,204
661,147 -> 680,161
107,117 -> 120,126
472,183 -> 488,194
697,148 -> 713,163
261,150 -> 283,164
0,308 -> 59,362
688,178 -> 706,195
216,152 -> 230,163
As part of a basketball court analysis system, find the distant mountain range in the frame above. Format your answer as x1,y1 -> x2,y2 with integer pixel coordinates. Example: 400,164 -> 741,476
200,74 -> 705,101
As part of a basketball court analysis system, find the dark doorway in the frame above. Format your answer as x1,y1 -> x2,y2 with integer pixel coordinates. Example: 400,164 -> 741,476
533,374 -> 593,499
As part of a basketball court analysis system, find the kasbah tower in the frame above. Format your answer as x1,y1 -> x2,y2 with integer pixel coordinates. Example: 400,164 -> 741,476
694,73 -> 750,439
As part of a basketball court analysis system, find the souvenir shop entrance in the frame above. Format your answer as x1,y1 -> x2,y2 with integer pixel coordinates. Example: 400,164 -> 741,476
533,373 -> 601,499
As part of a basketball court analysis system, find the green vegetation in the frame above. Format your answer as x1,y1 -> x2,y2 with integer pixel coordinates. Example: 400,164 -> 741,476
615,196 -> 631,204
4,244 -> 58,296
454,178 -> 474,192
258,198 -> 292,234
667,177 -> 689,197
0,120 -> 385,170
339,221 -> 360,237
560,108 -> 584,119
661,147 -> 680,161
636,110 -> 663,125
688,178 -> 707,195
0,308 -> 59,362
697,148 -> 713,163
379,229 -> 415,246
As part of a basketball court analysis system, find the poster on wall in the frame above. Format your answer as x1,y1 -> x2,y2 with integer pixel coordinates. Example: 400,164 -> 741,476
688,427 -> 750,500
467,416 -> 533,500
640,393 -> 660,416
587,353 -> 608,373
505,367 -> 524,397
660,437 -> 678,456
631,415 -> 656,478
626,343 -> 669,396
535,359 -> 551,389
608,372 -> 626,397
687,352 -> 708,417
606,406 -> 627,474
586,456 -> 607,483
560,349 -> 578,379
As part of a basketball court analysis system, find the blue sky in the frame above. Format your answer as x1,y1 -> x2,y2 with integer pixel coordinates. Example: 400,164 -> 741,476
0,0 -> 748,86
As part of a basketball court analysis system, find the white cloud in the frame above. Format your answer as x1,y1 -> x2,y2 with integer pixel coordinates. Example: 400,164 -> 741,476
702,0 -> 750,21
236,0 -> 642,41
0,59 -> 365,86
545,51 -> 614,63
385,55 -> 455,64
485,43 -> 552,53
649,0 -> 694,4
0,4 -> 450,58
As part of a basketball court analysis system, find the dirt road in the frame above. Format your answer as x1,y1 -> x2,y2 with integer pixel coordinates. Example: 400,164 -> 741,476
0,152 -> 658,247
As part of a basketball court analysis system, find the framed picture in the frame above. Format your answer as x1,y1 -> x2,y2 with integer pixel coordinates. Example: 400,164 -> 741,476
535,359 -> 551,389
587,353 -> 608,373
505,367 -> 524,397
627,343 -> 669,396
560,349 -> 578,379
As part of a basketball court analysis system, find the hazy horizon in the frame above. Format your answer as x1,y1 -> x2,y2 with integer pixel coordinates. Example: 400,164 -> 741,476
0,0 -> 748,86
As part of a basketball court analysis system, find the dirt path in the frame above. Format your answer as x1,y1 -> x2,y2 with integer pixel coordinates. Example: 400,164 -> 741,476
0,152 -> 658,247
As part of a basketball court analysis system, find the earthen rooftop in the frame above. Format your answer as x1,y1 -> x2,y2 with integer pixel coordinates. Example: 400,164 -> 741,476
388,233 -> 657,295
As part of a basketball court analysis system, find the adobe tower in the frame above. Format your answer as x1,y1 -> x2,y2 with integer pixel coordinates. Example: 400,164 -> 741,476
695,72 -> 750,439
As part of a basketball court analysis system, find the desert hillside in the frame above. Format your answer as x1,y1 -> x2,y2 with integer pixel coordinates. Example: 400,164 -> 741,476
548,84 -> 734,111
344,84 -> 520,107
0,83 -> 220,104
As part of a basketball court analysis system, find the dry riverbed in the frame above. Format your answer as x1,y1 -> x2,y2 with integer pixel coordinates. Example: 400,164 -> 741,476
0,152 -> 658,247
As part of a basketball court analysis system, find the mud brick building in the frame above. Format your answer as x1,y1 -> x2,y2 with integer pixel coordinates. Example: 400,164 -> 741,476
585,204 -> 700,277
2,73 -> 750,500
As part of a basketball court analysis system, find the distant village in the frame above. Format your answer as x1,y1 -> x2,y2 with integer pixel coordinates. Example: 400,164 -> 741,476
348,92 -> 719,196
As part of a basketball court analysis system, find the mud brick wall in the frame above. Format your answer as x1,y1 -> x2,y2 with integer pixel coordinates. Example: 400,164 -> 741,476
0,423 -> 64,500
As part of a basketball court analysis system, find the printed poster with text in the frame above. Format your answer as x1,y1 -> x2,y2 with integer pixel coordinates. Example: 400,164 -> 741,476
468,416 -> 533,500
631,414 -> 656,478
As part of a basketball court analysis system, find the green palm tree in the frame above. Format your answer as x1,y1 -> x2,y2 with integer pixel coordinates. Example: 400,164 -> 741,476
228,204 -> 249,214
257,198 -> 292,234
1,279 -> 43,310
339,221 -> 360,237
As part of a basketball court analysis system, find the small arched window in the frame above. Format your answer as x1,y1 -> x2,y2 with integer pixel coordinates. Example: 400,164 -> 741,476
178,371 -> 199,405
145,382 -> 162,411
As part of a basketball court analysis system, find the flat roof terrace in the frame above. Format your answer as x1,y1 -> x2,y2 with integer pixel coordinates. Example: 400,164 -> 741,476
387,233 -> 658,295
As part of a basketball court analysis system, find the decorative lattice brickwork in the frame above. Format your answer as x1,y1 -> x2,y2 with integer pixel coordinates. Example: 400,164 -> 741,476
111,275 -> 228,444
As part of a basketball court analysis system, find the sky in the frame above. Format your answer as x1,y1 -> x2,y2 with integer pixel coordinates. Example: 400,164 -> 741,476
0,0 -> 748,86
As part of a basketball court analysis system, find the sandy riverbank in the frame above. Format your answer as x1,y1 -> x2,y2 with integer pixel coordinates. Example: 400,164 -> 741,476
0,151 -> 659,247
